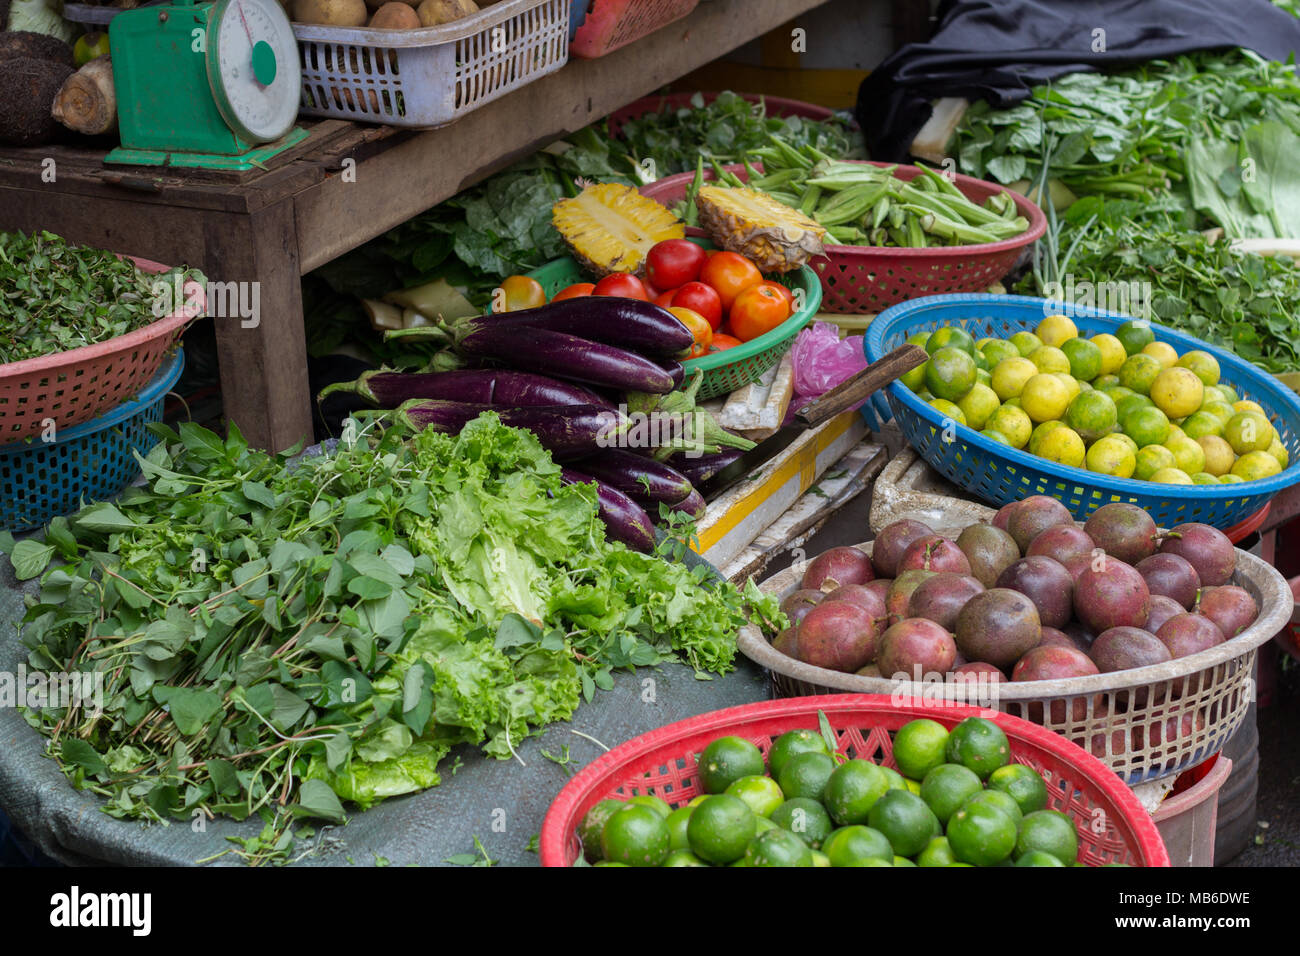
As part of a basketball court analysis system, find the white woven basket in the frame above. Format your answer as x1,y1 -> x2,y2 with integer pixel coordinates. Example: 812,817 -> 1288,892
738,537 -> 1292,785
292,0 -> 569,127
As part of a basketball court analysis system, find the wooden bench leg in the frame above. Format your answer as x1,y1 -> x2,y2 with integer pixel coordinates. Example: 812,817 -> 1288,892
204,201 -> 313,453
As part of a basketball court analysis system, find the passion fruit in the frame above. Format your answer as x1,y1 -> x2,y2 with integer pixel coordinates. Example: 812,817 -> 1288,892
871,519 -> 935,579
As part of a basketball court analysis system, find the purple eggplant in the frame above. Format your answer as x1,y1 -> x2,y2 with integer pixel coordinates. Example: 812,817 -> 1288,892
561,469 -> 656,553
659,358 -> 686,389
669,449 -> 746,485
396,400 -> 627,458
319,369 -> 611,409
572,449 -> 694,506
456,324 -> 676,394
475,297 -> 694,356
632,488 -> 707,522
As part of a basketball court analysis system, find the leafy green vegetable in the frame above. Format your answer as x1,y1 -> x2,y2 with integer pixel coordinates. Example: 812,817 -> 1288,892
1186,121 -> 1300,239
12,414 -> 781,864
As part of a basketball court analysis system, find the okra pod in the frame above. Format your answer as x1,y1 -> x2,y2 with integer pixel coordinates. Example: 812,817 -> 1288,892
799,183 -> 823,216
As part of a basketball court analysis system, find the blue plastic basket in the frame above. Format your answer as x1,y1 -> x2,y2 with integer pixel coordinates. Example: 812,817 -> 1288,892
862,295 -> 1300,529
0,349 -> 183,533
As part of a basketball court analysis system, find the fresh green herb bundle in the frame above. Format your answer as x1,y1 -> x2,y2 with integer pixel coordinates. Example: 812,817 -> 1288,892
7,415 -> 782,864
0,230 -> 201,365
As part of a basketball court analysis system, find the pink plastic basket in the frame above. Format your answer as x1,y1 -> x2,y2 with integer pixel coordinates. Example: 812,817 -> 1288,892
0,258 -> 204,444
540,695 -> 1171,867
640,160 -> 1046,315
569,0 -> 699,58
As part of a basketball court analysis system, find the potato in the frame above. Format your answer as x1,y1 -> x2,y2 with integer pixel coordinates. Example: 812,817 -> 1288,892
417,0 -> 478,27
368,1 -> 420,27
365,0 -> 418,10
292,0 -> 367,26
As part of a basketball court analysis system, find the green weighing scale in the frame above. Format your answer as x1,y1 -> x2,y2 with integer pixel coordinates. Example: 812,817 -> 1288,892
106,0 -> 308,170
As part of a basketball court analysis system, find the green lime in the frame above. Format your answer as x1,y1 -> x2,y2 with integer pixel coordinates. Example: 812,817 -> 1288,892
1218,384 -> 1241,405
665,805 -> 693,850
867,789 -> 942,857
926,346 -> 978,402
907,330 -> 931,352
1268,437 -> 1290,469
811,850 -> 831,867
686,794 -> 756,864
1117,353 -> 1162,395
901,360 -> 927,393
1219,473 -> 1246,484
1028,345 -> 1071,375
626,794 -> 672,818
1028,420 -> 1065,456
776,751 -> 837,802
822,825 -> 894,866
578,798 -> 625,862
881,766 -> 909,791
980,339 -> 1020,369
1224,411 -> 1275,455
958,382 -> 1001,431
1165,434 -> 1206,475
1231,450 -> 1283,481
823,759 -> 891,826
982,429 -> 1011,446
916,835 -> 957,867
1085,435 -> 1136,478
1061,337 -> 1103,382
1175,349 -> 1221,387
770,796 -> 834,849
1116,320 -> 1155,356
893,856 -> 918,866
1150,467 -> 1193,484
1121,405 -> 1171,448
892,718 -> 951,780
725,775 -> 785,818
1200,400 -> 1237,425
661,849 -> 708,867
919,763 -> 984,826
1015,809 -> 1080,864
744,827 -> 815,867
1016,849 -> 1067,867
1064,390 -> 1118,443
962,788 -> 1024,825
1091,334 -> 1127,375
1010,330 -> 1043,357
1181,410 -> 1223,440
985,404 -> 1033,448
602,804 -> 671,867
1133,443 -> 1177,481
767,728 -> 832,779
987,764 -> 1049,815
697,735 -> 765,794
593,861 -> 628,867
1191,472 -> 1220,485
976,368 -> 993,387
927,326 -> 976,356
945,717 -> 1011,780
946,801 -> 1018,866
1114,392 -> 1154,421
928,397 -> 967,426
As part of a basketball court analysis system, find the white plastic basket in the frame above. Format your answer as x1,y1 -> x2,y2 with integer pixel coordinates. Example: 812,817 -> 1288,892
292,0 -> 569,128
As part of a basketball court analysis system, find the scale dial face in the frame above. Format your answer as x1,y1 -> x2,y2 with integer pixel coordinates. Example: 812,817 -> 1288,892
207,0 -> 301,144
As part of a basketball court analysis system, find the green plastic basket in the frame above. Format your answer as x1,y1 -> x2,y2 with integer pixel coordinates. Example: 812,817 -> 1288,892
524,242 -> 822,400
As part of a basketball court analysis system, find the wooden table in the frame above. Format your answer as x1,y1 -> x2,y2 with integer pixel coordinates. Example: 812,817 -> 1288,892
0,0 -> 833,451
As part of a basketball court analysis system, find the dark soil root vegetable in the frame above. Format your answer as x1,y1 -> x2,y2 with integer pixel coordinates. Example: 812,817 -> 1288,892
876,617 -> 958,681
795,600 -> 879,672
1195,585 -> 1258,640
994,556 -> 1074,629
1083,503 -> 1160,566
871,519 -> 934,579
1136,553 -> 1201,610
1159,523 -> 1236,587
957,523 -> 1021,588
801,546 -> 875,593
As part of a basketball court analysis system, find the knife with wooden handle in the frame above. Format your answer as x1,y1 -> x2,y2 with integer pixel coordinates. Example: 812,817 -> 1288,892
795,344 -> 929,428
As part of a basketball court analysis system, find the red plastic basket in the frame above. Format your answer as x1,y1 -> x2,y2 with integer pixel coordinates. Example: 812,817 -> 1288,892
607,91 -> 838,138
539,695 -> 1170,867
570,0 -> 698,58
640,160 -> 1046,315
0,257 -> 204,444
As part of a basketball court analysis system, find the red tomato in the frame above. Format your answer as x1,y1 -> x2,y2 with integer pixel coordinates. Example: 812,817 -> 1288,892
668,306 -> 712,359
729,284 -> 791,342
670,281 -> 723,330
653,288 -> 678,308
700,251 -> 763,311
646,239 -> 707,290
592,273 -> 649,300
710,334 -> 744,352
552,282 -> 595,302
498,275 -> 547,312
758,280 -> 794,310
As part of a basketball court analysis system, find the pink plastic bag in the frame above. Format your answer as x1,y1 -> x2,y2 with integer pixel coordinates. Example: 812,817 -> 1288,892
792,321 -> 868,399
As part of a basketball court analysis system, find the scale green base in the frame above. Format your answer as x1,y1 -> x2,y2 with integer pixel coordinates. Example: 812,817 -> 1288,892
105,127 -> 309,171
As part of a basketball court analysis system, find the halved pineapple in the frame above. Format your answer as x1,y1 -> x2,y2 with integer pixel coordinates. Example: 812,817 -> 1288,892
695,185 -> 827,273
552,183 -> 685,277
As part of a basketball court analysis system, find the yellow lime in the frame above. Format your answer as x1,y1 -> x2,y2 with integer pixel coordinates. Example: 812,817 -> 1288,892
991,356 -> 1039,401
1142,341 -> 1179,369
1029,345 -> 1071,375
1219,473 -> 1245,484
1053,373 -> 1081,403
1199,401 -> 1236,425
1217,385 -> 1240,404
1149,367 -> 1204,419
900,359 -> 927,393
1175,350 -> 1221,387
1267,437 -> 1289,469
982,429 -> 1011,446
1231,451 -> 1282,481
1110,392 -> 1147,420
1064,390 -> 1118,442
1196,435 -> 1235,477
1085,435 -> 1137,478
1116,320 -> 1155,356
1233,400 -> 1266,416
1036,313 -> 1078,348
907,330 -> 931,352
1037,426 -> 1086,467
925,347 -> 978,402
1164,435 -> 1206,475
1150,467 -> 1193,484
1134,444 -> 1176,481
929,398 -> 967,426
957,383 -> 1001,431
1120,405 -> 1171,447
1021,374 -> 1071,423
1061,337 -> 1102,381
979,339 -> 1021,369
1090,333 -> 1127,375
1191,472 -> 1220,485
1223,412 -> 1275,454
1117,353 -> 1162,395
1166,423 -> 1187,442
1181,411 -> 1222,440
984,405 -> 1033,449
1028,420 -> 1065,456
926,327 -> 976,356
1111,433 -> 1139,456
1010,330 -> 1043,357
976,368 -> 993,387
1095,375 -> 1122,390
